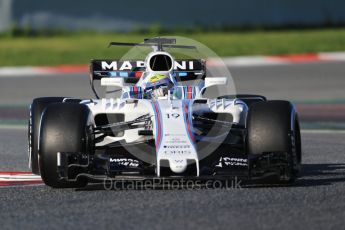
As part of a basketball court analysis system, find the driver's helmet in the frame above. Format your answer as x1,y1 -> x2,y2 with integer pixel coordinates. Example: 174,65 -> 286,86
143,73 -> 174,98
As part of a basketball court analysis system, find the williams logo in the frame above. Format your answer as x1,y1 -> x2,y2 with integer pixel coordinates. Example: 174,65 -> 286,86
109,158 -> 139,167
215,157 -> 248,168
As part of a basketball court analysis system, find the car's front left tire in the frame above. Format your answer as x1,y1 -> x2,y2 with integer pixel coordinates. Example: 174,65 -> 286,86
39,103 -> 92,188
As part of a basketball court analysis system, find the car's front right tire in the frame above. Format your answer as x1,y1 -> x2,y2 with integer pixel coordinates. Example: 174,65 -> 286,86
246,100 -> 302,183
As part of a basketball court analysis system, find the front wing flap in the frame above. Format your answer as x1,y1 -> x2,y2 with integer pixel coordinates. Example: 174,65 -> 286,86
56,143 -> 293,184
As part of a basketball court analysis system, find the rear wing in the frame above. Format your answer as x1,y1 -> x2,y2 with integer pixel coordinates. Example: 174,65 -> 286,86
90,59 -> 206,84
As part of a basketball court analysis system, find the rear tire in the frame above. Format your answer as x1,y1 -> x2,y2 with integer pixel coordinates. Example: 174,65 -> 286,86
28,97 -> 65,175
39,103 -> 91,188
246,100 -> 301,183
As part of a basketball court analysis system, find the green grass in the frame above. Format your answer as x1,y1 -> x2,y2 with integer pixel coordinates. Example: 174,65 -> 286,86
0,28 -> 345,66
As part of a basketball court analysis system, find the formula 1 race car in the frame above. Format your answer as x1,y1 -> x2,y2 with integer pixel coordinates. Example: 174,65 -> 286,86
28,38 -> 301,188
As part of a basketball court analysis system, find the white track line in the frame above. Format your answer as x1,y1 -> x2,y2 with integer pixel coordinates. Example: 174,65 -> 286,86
0,175 -> 42,181
0,124 -> 26,130
301,129 -> 345,134
1,124 -> 344,134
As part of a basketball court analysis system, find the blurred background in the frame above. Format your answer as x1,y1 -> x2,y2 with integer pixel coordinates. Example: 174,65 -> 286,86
0,0 -> 344,128
1,1 -> 345,229
0,0 -> 345,128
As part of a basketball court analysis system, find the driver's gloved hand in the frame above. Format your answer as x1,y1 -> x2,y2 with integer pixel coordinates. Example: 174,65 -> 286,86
152,88 -> 166,99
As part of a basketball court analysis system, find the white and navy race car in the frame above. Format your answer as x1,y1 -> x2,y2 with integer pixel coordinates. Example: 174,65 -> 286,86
28,38 -> 302,188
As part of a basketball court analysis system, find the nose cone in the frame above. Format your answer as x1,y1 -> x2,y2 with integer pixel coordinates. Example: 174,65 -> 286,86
169,159 -> 188,174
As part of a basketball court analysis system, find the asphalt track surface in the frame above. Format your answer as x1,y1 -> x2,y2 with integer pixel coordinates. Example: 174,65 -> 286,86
0,62 -> 345,229
1,128 -> 345,230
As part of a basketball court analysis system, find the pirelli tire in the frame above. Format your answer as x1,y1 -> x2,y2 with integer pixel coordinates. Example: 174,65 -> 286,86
246,100 -> 302,183
39,103 -> 92,188
28,97 -> 65,175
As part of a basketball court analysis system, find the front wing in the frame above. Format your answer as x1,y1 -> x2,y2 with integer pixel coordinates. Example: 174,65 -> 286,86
56,139 -> 294,184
